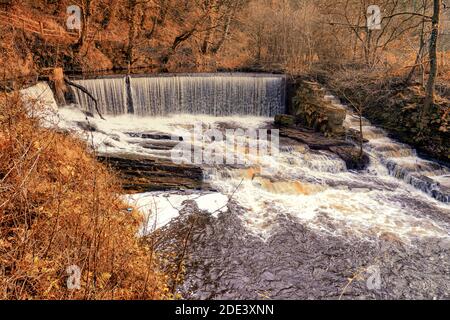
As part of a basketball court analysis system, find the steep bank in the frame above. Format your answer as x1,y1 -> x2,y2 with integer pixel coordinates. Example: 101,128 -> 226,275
0,2 -> 251,81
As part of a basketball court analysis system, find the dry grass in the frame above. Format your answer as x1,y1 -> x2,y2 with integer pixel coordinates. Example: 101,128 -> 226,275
0,92 -> 169,299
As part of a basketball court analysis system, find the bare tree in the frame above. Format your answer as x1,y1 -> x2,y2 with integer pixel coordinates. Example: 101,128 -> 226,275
405,0 -> 430,85
321,0 -> 430,68
74,0 -> 94,49
125,0 -> 162,71
422,0 -> 442,129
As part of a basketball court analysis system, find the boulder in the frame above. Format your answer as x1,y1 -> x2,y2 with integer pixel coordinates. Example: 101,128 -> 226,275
329,146 -> 370,170
279,127 -> 351,149
279,127 -> 369,170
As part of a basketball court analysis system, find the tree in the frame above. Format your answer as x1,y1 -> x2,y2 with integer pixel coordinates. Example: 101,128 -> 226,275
125,0 -> 160,71
321,0 -> 430,68
422,0 -> 442,129
405,0 -> 430,86
74,0 -> 94,49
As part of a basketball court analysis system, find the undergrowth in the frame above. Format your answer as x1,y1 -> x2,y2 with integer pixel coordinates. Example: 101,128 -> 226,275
0,92 -> 169,299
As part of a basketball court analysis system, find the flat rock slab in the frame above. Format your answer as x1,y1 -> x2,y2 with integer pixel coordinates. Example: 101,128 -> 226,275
98,154 -> 206,192
279,127 -> 369,170
279,128 -> 351,149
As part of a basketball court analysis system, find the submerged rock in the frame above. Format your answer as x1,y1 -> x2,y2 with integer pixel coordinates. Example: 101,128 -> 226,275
329,146 -> 370,170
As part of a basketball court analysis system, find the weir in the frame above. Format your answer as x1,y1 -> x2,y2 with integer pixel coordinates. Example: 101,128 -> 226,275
71,74 -> 287,117
20,82 -> 450,203
71,77 -> 129,115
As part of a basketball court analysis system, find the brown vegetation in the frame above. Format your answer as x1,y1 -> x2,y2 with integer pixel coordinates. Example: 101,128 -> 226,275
0,93 -> 169,299
1,1 -> 449,79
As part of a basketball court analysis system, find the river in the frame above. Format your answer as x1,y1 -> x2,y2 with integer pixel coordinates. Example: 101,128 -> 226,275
21,75 -> 450,299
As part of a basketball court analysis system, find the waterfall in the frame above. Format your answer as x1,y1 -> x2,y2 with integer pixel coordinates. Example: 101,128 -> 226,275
20,82 -> 60,126
71,74 -> 286,117
72,78 -> 128,115
340,98 -> 450,203
130,74 -> 285,116
20,82 -> 58,111
24,80 -> 449,204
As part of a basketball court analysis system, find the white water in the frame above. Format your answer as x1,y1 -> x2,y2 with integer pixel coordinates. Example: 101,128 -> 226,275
22,81 -> 450,243
72,78 -> 128,115
53,106 -> 450,243
56,106 -> 272,160
126,192 -> 229,235
333,95 -> 450,203
20,82 -> 60,125
71,74 -> 286,117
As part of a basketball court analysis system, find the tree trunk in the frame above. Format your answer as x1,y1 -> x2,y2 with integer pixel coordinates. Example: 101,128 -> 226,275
211,12 -> 233,54
126,0 -> 138,72
201,16 -> 213,54
76,0 -> 92,49
405,0 -> 428,85
422,0 -> 441,129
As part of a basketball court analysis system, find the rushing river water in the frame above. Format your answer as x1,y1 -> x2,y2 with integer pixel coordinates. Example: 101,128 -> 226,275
22,78 -> 450,299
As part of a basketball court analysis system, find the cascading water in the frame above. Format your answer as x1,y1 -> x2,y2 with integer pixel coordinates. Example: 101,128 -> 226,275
20,82 -> 59,111
130,74 -> 285,116
20,82 -> 60,125
71,74 -> 286,117
72,78 -> 128,115
23,80 -> 450,299
322,94 -> 450,203
27,81 -> 449,235
53,107 -> 450,241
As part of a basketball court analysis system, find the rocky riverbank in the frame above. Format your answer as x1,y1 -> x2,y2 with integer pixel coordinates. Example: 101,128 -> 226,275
276,79 -> 370,170
315,72 -> 450,164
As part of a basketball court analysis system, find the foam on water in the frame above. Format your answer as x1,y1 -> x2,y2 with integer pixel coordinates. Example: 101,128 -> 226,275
54,105 -> 450,242
125,192 -> 229,235
341,98 -> 450,203
25,82 -> 450,243
203,147 -> 450,241
56,106 -> 272,158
